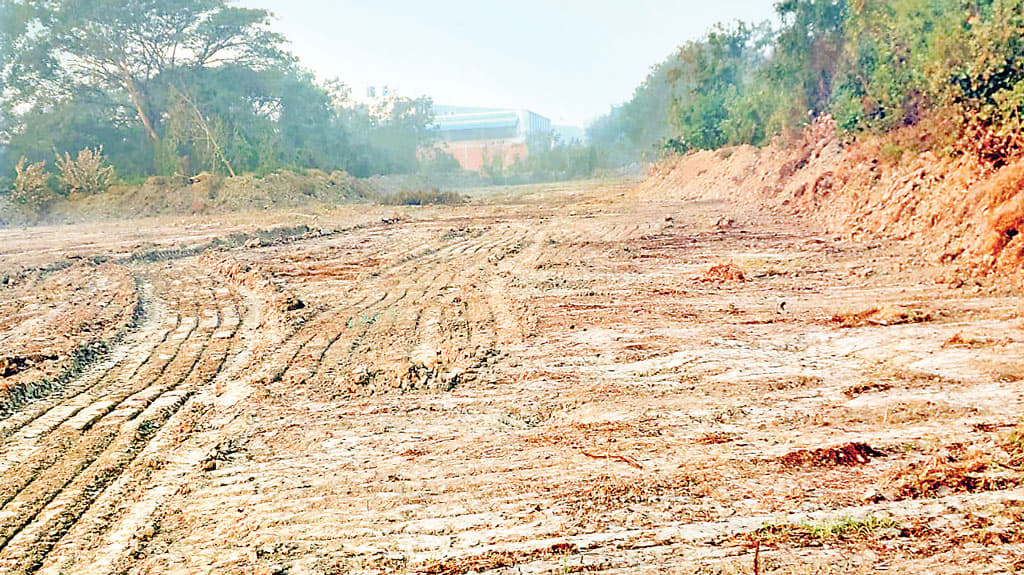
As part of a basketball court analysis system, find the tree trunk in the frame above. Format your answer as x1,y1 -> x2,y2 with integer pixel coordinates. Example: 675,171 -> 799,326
123,75 -> 160,144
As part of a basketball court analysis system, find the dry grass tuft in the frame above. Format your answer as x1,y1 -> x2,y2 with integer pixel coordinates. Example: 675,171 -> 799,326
695,431 -> 738,445
55,147 -> 114,197
1006,423 -> 1024,466
830,305 -> 932,328
378,188 -> 464,206
880,447 -> 1021,499
842,381 -> 892,397
942,331 -> 1004,348
414,543 -> 577,575
12,157 -> 53,209
779,442 -> 885,467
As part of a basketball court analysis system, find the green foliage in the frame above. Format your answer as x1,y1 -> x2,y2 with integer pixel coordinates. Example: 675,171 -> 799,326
772,0 -> 847,118
0,0 -> 437,185
506,133 -> 598,183
755,515 -> 901,544
670,22 -> 773,150
593,0 -> 1024,165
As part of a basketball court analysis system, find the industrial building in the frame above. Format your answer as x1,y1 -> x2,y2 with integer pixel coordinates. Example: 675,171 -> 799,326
431,106 -> 552,172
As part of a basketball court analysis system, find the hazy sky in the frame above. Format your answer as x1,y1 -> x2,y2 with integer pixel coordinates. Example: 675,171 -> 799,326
240,1 -> 778,127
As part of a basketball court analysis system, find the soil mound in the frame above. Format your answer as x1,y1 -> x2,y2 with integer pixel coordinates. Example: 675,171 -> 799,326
639,117 -> 1024,285
40,169 -> 371,224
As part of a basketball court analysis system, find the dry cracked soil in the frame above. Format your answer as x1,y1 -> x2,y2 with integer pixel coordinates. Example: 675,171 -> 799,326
0,179 -> 1022,574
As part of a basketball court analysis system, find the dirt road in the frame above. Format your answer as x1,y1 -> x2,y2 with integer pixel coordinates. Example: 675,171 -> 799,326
0,180 -> 1021,574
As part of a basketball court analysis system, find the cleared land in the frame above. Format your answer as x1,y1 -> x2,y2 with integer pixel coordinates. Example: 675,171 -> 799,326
0,179 -> 1022,574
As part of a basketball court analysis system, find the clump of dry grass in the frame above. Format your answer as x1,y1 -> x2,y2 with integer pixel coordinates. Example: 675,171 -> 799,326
55,147 -> 114,197
378,188 -> 463,206
695,431 -> 738,445
882,453 -> 999,499
942,331 -> 1003,348
1006,422 -> 1024,466
880,438 -> 1024,500
829,305 -> 932,328
12,157 -> 53,209
415,543 -> 577,575
842,381 -> 892,397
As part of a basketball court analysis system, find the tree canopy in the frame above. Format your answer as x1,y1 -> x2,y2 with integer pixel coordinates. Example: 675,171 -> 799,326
590,0 -> 1024,165
0,0 -> 436,182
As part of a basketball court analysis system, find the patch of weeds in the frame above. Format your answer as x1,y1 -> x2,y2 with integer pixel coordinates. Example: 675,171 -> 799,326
752,515 -> 901,546
695,431 -> 738,445
346,312 -> 381,329
765,374 -> 822,391
498,406 -> 553,430
200,436 -> 249,471
378,188 -> 464,206
1006,421 -> 1024,465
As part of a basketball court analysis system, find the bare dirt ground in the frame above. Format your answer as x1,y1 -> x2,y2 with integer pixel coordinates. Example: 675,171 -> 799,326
0,178 -> 1022,575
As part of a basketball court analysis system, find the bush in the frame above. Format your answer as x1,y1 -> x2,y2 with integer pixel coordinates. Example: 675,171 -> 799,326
378,188 -> 464,206
12,157 -> 54,209
55,147 -> 114,196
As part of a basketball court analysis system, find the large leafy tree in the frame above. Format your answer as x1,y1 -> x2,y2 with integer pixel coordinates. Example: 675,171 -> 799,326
2,0 -> 438,180
0,0 -> 323,177
670,21 -> 772,150
3,0 -> 287,146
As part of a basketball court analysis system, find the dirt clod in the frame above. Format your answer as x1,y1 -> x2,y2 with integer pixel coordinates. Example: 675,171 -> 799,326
699,261 -> 746,282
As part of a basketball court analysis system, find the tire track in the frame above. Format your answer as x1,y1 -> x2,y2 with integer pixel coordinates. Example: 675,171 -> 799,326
0,265 -> 243,573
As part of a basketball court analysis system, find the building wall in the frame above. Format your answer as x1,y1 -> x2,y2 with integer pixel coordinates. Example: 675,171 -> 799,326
429,107 -> 551,172
440,140 -> 528,172
517,110 -> 551,139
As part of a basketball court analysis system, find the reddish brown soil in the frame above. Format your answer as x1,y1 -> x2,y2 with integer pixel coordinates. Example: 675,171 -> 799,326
642,117 -> 1024,286
0,178 -> 1022,574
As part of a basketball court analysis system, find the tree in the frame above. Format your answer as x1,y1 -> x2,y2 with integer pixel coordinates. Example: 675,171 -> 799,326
669,21 -> 772,150
772,0 -> 848,118
2,0 -> 289,171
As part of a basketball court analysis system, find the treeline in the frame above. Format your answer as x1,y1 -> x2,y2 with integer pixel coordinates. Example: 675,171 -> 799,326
0,0 -> 436,192
590,0 -> 1024,166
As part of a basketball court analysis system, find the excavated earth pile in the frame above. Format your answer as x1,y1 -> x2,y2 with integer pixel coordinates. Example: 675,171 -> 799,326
640,117 -> 1024,285
0,177 -> 1021,574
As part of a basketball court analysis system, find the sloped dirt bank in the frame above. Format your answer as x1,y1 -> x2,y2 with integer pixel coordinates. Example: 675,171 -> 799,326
639,118 -> 1024,286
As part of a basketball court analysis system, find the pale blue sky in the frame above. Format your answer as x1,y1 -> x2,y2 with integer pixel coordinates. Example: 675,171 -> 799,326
239,1 -> 778,126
